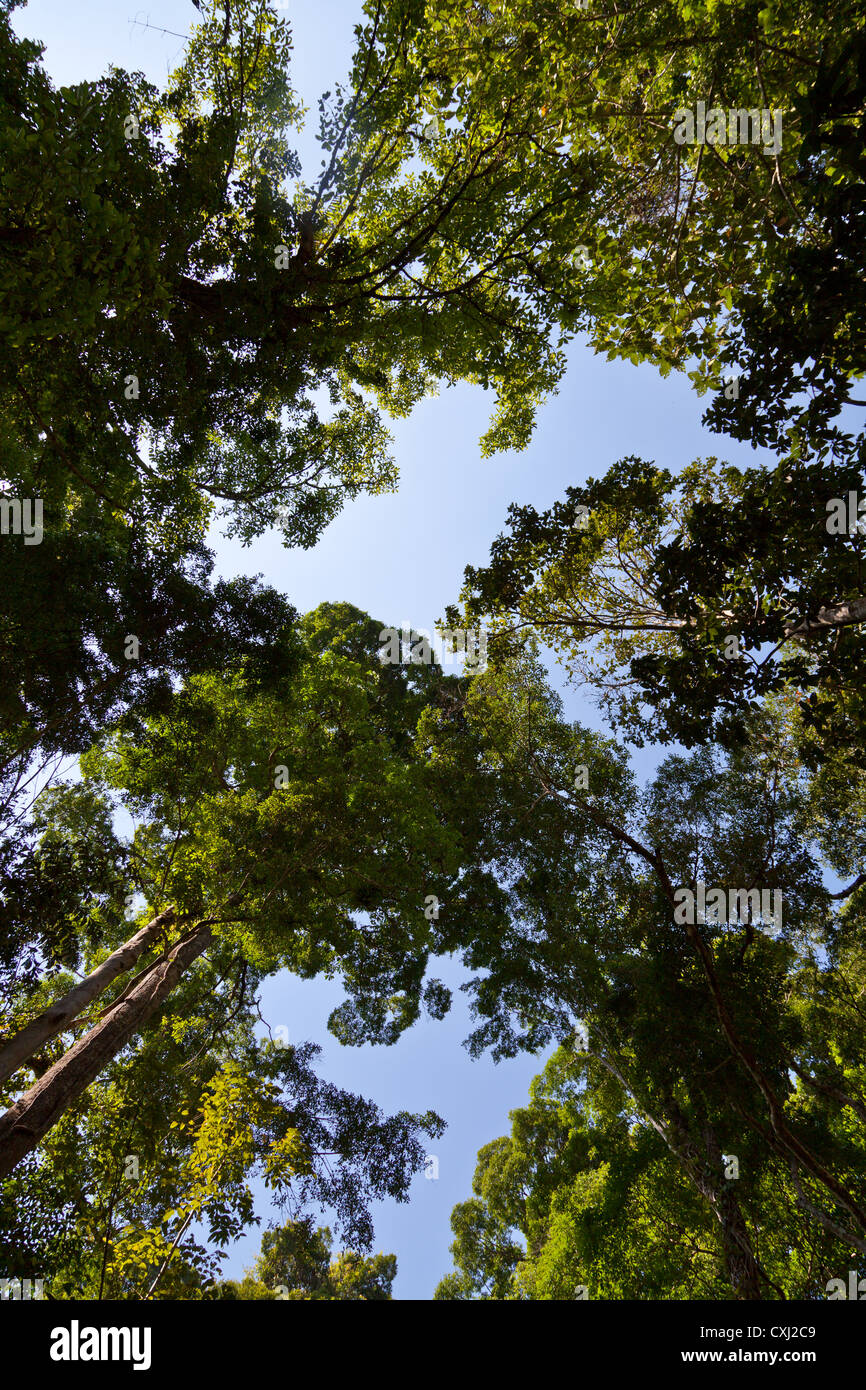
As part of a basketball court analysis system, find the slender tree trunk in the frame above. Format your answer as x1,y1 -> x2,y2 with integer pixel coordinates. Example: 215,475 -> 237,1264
592,1046 -> 767,1297
0,909 -> 175,1088
667,1105 -> 765,1300
700,1121 -> 765,1301
0,922 -> 212,1182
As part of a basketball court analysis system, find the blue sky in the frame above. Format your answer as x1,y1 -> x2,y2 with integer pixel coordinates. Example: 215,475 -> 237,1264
12,0 -> 783,1298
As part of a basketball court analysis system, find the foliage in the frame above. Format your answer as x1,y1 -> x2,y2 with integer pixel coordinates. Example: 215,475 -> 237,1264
398,0 -> 866,458
214,1218 -> 397,1299
459,453 -> 866,762
430,650 -> 866,1298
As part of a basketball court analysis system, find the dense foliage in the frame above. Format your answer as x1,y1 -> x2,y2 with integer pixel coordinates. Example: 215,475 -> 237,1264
1,0 -> 864,1301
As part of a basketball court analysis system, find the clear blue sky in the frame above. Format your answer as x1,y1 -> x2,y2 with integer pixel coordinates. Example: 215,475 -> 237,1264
13,0 -> 781,1298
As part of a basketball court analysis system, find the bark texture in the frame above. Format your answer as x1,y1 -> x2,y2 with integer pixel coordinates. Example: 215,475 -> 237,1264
0,921 -> 211,1181
0,909 -> 175,1088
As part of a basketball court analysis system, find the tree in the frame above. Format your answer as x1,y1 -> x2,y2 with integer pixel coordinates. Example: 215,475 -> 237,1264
0,574 -> 301,1011
6,0 -> 862,786
434,1191 -> 524,1301
0,602 -> 547,1181
409,0 -> 866,776
458,453 -> 866,763
436,1046 -> 811,1301
5,0 -> 866,1303
214,1218 -> 397,1299
1,1025 -> 434,1298
0,0 -> 591,783
395,0 -> 866,769
427,644 -> 866,1297
397,0 -> 866,459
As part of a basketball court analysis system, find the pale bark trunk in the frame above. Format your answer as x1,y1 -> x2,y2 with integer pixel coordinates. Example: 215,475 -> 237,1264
0,921 -> 211,1182
0,909 -> 175,1088
784,595 -> 866,638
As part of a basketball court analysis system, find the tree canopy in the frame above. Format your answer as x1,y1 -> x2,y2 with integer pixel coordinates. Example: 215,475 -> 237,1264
213,1218 -> 397,1299
2,0 -> 865,1303
433,651 -> 866,1299
459,452 -> 866,763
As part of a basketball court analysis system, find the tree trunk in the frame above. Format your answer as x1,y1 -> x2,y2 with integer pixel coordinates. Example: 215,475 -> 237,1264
0,909 -> 175,1088
784,595 -> 866,639
701,1121 -> 765,1301
666,1105 -> 765,1300
0,921 -> 212,1182
594,1047 -> 767,1298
